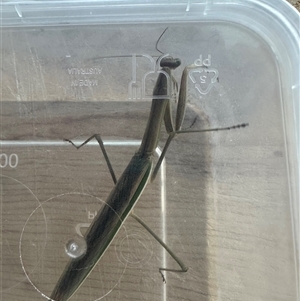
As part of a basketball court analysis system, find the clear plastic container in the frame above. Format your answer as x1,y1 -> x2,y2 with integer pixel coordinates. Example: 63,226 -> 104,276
1,1 -> 299,301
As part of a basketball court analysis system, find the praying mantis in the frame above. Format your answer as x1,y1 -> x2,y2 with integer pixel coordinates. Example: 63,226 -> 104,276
49,30 -> 248,301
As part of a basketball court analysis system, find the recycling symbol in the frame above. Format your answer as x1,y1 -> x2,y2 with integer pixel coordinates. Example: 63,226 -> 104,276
188,67 -> 219,95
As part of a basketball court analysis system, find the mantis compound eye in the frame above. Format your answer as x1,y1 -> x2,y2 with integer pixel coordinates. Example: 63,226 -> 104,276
160,57 -> 181,69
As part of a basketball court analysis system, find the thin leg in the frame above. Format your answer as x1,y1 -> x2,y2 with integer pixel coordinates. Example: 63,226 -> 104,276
152,62 -> 249,181
64,134 -> 117,185
151,65 -> 192,182
151,134 -> 175,182
130,212 -> 188,283
151,122 -> 249,181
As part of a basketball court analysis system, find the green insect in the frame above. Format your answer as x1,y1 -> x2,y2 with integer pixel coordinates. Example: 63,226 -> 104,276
49,29 -> 248,301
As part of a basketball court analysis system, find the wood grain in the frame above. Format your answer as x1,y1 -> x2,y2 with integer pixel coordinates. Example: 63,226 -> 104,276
1,101 -> 296,301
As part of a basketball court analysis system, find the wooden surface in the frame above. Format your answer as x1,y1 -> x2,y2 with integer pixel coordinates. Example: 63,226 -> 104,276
1,101 -> 296,301
287,0 -> 300,11
1,23 -> 298,301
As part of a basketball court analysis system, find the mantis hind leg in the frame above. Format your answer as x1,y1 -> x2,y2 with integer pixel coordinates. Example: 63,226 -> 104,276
130,212 -> 188,283
64,134 -> 117,185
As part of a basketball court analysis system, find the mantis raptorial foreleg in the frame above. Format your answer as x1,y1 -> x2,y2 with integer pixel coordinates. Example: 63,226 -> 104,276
151,64 -> 248,181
